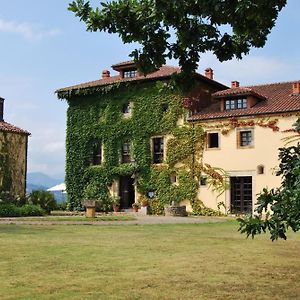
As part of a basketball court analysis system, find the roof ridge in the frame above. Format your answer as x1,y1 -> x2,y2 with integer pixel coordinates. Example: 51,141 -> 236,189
245,80 -> 300,88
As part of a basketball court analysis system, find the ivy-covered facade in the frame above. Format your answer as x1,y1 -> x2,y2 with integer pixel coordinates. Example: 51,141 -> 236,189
57,61 -> 227,213
0,97 -> 30,196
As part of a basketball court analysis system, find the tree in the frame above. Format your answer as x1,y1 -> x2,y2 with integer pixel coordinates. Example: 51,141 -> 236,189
238,119 -> 300,241
68,0 -> 287,75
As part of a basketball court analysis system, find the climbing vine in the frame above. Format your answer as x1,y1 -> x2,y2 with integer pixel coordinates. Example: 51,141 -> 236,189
62,80 -> 226,213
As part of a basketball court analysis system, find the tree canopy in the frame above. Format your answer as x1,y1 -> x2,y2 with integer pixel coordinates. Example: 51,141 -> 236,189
69,0 -> 287,74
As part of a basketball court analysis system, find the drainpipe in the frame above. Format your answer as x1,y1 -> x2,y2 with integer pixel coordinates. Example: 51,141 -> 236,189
192,123 -> 195,178
24,134 -> 28,196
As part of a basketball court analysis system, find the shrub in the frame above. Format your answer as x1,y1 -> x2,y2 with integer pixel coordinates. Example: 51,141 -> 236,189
20,204 -> 45,216
148,198 -> 165,215
56,201 -> 67,211
0,203 -> 21,217
0,203 -> 45,217
28,190 -> 56,214
96,197 -> 113,213
191,199 -> 224,216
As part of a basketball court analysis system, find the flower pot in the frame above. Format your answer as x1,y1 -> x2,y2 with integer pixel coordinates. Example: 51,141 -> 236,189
113,206 -> 120,212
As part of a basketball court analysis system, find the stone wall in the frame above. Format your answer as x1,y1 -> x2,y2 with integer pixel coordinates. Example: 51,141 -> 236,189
0,131 -> 28,196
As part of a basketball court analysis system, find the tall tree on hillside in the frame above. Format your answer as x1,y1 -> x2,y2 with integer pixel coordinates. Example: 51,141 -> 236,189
68,0 -> 286,74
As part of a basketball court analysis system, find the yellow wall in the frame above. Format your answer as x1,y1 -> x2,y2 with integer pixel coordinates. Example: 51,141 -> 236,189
196,114 -> 298,214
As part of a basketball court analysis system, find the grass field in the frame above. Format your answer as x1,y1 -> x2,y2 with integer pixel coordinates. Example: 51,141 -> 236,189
0,220 -> 299,300
0,215 -> 136,222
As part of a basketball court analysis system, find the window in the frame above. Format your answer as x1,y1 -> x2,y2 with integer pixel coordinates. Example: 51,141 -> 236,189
207,132 -> 219,149
122,141 -> 131,163
200,176 -> 207,186
153,137 -> 164,164
161,103 -> 168,113
170,173 -> 177,184
124,70 -> 138,78
257,165 -> 265,175
93,142 -> 102,165
122,103 -> 131,114
238,130 -> 253,147
225,98 -> 247,110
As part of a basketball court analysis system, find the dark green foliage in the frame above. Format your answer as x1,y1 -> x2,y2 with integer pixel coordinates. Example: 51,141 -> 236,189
0,203 -> 21,217
0,203 -> 44,217
56,202 -> 67,211
19,204 -> 45,216
68,0 -> 286,75
0,190 -> 26,206
238,141 -> 300,241
65,82 -> 189,210
28,190 -> 57,214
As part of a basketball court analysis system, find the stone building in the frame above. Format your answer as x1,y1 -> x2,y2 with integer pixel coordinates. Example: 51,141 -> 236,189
57,61 -> 300,214
0,96 -> 30,196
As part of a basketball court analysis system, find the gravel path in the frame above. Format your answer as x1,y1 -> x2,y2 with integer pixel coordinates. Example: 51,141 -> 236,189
0,215 -> 230,226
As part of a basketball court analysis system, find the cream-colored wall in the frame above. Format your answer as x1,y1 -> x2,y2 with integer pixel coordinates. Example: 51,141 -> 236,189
197,115 -> 298,213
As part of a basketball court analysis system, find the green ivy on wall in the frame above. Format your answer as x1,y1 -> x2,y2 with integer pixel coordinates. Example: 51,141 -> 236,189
62,80 -> 226,214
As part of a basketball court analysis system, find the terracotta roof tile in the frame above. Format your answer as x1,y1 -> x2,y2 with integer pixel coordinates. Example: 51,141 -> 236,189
56,65 -> 181,93
111,60 -> 135,68
0,121 -> 30,135
213,87 -> 266,100
189,81 -> 300,121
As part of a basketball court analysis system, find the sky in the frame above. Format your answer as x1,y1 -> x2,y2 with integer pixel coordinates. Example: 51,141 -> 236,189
0,0 -> 299,179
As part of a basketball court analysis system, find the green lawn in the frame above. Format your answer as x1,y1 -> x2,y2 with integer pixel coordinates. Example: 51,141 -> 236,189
1,215 -> 136,222
0,221 -> 299,300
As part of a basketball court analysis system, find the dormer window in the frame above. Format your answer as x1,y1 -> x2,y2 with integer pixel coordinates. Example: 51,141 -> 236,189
124,70 -> 137,78
225,98 -> 247,110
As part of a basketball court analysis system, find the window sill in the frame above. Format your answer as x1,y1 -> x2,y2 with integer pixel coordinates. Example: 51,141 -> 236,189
237,145 -> 254,149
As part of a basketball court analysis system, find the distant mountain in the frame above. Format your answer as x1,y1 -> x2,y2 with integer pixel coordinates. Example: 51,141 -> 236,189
27,172 -> 63,190
26,183 -> 48,193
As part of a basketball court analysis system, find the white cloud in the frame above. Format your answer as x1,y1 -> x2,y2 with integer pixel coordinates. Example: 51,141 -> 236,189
0,18 -> 60,41
197,53 -> 295,86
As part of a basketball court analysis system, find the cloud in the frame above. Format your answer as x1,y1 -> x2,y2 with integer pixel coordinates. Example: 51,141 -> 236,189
197,53 -> 294,86
0,18 -> 60,41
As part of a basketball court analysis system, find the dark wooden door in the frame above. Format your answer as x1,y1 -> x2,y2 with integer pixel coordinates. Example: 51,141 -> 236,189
230,176 -> 252,214
119,176 -> 135,208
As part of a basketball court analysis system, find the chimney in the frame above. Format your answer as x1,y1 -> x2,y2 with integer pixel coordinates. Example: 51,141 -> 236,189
102,70 -> 110,79
231,81 -> 240,88
205,68 -> 213,80
0,97 -> 4,121
292,82 -> 300,95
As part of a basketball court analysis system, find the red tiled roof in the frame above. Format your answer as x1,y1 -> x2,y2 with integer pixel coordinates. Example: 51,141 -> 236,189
0,121 -> 30,135
57,65 -> 180,93
56,63 -> 227,95
189,81 -> 300,121
213,87 -> 266,100
111,60 -> 135,68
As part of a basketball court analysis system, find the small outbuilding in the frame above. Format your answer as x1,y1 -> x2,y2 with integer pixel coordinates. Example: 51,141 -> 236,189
0,97 -> 30,196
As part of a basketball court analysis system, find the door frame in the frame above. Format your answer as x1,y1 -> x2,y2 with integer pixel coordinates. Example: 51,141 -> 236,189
119,175 -> 135,209
224,170 -> 256,215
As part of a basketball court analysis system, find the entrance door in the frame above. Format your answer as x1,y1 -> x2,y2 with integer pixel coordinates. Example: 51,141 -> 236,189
230,176 -> 252,214
119,176 -> 135,209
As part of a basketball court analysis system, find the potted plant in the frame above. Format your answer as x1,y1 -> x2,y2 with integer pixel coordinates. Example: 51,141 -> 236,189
82,183 -> 98,218
111,195 -> 120,212
132,202 -> 140,212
